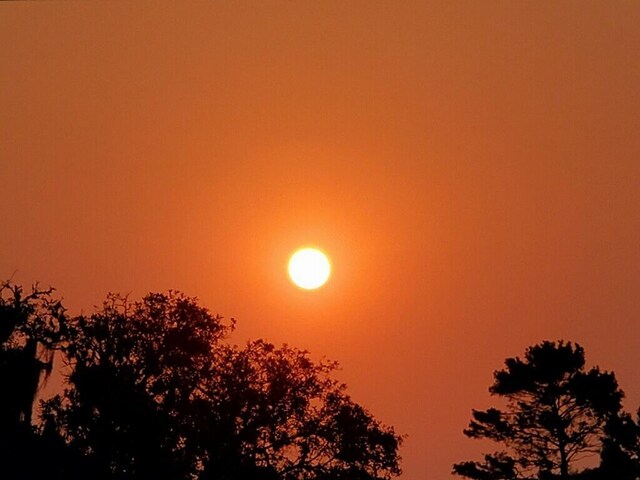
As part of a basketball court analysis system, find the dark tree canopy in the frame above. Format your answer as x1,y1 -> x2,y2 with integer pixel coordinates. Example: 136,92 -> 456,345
0,282 -> 68,478
197,339 -> 401,480
21,288 -> 402,480
42,291 -> 231,479
453,340 -> 640,480
8,280 -> 640,480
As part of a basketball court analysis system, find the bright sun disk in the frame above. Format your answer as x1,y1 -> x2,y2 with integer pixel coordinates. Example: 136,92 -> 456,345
288,248 -> 331,290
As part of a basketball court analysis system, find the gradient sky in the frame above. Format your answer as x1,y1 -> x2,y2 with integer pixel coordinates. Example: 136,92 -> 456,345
2,2 -> 640,479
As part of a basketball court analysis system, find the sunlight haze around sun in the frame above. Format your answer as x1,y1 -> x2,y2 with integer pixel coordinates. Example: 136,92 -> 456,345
288,248 -> 331,290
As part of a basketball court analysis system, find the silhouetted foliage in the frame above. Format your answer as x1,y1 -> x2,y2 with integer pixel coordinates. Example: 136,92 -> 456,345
0,281 -> 69,478
196,339 -> 401,480
453,340 -> 640,480
596,410 -> 640,479
36,290 -> 402,480
43,292 -> 229,479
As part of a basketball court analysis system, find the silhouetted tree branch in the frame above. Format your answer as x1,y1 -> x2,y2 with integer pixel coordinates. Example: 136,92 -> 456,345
36,290 -> 401,480
453,340 -> 640,480
0,281 -> 68,478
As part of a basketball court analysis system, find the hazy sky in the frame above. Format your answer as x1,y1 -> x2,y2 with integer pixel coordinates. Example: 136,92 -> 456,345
2,2 -> 640,479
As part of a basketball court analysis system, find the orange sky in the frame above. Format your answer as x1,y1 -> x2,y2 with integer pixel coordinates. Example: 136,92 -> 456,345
2,2 -> 640,479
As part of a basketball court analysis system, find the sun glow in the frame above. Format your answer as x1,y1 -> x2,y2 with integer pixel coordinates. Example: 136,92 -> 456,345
288,248 -> 331,290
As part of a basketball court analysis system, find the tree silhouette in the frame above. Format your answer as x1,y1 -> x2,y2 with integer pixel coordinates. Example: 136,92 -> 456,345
596,410 -> 640,479
41,291 -> 402,480
197,340 -> 401,480
42,291 -> 232,479
453,340 -> 635,480
0,281 -> 68,478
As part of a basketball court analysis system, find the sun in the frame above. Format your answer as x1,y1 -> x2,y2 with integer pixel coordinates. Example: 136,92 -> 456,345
288,248 -> 331,290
